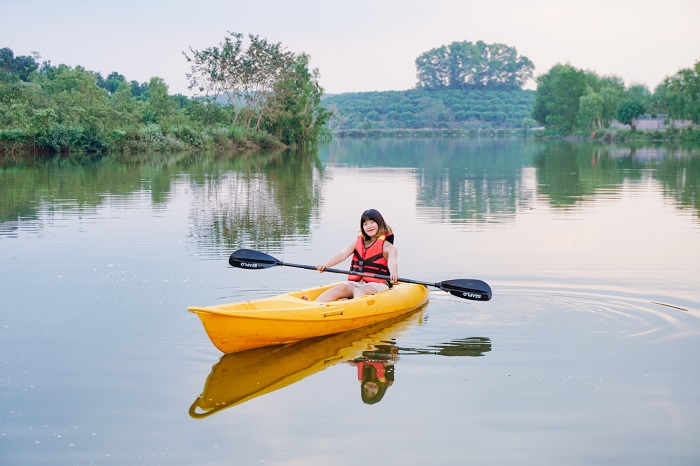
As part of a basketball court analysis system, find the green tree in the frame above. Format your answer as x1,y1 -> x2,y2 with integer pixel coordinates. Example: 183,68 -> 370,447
594,75 -> 626,127
661,61 -> 700,124
185,31 -> 245,124
578,87 -> 604,131
0,47 -> 39,82
648,79 -> 674,117
415,40 -> 534,90
626,83 -> 652,104
185,32 -> 295,130
241,34 -> 295,130
185,98 -> 232,126
266,53 -> 331,145
415,44 -> 453,89
0,79 -> 44,134
26,64 -> 115,151
98,71 -> 127,95
129,80 -> 148,99
143,77 -> 180,126
110,81 -> 143,127
617,100 -> 646,131
533,64 -> 588,133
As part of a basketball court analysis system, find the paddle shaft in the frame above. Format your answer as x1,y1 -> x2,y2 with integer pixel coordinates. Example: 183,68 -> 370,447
278,260 -> 437,287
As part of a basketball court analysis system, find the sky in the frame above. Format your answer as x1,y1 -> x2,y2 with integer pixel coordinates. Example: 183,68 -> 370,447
2,0 -> 699,96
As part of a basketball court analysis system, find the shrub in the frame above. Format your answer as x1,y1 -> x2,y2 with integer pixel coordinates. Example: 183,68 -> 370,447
249,130 -> 283,148
228,125 -> 248,142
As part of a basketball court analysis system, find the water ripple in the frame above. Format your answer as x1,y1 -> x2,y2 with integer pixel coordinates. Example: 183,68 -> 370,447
399,284 -> 700,355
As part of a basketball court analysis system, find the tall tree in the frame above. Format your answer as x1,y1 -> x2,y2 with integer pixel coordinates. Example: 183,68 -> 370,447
266,53 -> 331,145
184,32 -> 295,130
578,87 -> 604,131
97,71 -> 127,95
143,77 -> 178,125
241,34 -> 295,130
415,40 -> 534,90
0,47 -> 39,82
110,80 -> 142,126
415,44 -> 451,89
185,32 -> 246,124
617,100 -> 646,131
660,61 -> 700,124
594,75 -> 626,127
533,64 -> 588,133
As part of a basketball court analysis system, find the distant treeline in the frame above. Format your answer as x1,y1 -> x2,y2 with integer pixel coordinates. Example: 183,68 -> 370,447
324,40 -> 536,132
0,36 -> 330,156
3,36 -> 699,158
322,40 -> 699,140
323,89 -> 536,131
533,61 -> 700,141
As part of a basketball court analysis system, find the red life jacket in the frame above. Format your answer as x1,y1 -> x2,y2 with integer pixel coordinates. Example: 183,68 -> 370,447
349,232 -> 391,283
357,360 -> 387,382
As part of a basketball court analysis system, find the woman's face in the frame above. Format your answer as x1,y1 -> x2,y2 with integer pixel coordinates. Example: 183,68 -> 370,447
362,219 -> 378,237
363,381 -> 380,398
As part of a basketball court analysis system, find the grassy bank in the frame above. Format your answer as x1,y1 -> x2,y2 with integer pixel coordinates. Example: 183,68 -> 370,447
532,127 -> 700,144
0,123 -> 289,157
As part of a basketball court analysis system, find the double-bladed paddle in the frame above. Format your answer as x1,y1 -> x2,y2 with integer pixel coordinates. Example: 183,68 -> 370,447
229,248 -> 492,301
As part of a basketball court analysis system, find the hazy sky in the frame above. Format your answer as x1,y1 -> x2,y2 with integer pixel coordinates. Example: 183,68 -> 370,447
2,0 -> 699,96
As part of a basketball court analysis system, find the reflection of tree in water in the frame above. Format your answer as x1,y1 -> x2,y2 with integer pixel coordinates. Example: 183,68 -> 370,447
319,138 -> 541,225
189,148 -> 323,254
3,141 -> 698,241
0,149 -> 324,243
535,143 -> 700,218
656,151 -> 700,220
417,144 -> 531,225
535,143 -> 632,207
0,152 -> 194,236
323,139 -> 700,222
417,169 -> 522,224
397,337 -> 492,357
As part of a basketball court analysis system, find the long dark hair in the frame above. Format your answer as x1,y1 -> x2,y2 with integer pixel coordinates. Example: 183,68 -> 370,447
360,209 -> 393,243
360,362 -> 394,405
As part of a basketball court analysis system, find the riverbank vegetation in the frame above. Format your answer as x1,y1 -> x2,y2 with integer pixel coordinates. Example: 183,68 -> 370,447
533,61 -> 700,142
3,36 -> 700,158
323,40 -> 699,142
0,34 -> 330,156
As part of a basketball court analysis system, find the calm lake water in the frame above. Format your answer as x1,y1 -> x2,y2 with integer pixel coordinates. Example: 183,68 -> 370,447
1,139 -> 699,465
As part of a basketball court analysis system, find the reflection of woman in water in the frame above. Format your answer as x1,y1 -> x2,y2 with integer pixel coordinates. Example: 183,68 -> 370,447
352,344 -> 398,404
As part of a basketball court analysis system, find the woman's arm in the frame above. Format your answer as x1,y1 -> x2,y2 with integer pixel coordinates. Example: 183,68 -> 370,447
317,240 -> 356,271
384,242 -> 399,283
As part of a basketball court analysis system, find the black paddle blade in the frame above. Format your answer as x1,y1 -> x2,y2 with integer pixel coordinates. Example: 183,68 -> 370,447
228,249 -> 280,270
438,279 -> 492,301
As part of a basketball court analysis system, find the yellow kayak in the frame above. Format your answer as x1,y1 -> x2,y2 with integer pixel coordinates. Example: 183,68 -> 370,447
188,282 -> 429,353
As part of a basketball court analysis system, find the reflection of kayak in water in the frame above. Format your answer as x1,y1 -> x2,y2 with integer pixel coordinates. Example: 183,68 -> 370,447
187,282 -> 429,353
189,308 -> 425,418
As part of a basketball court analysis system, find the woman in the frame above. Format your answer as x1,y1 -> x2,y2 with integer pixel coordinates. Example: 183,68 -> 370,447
314,209 -> 398,302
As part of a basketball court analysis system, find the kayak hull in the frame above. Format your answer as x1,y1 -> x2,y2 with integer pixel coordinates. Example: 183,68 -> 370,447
188,282 -> 429,353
